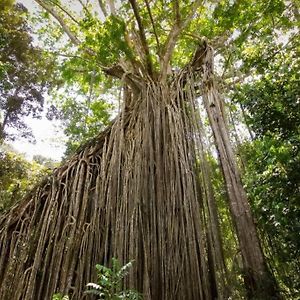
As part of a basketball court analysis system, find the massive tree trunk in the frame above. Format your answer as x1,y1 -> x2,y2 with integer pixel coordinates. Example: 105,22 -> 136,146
0,71 -> 222,299
0,37 -> 280,299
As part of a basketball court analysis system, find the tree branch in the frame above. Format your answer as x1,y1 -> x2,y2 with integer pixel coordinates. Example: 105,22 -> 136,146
35,0 -> 81,46
77,0 -> 92,17
98,0 -> 108,17
48,0 -> 80,25
103,64 -> 142,91
174,0 -> 180,24
160,0 -> 202,80
129,0 -> 153,76
35,0 -> 141,87
108,0 -> 116,15
144,0 -> 160,52
52,52 -> 97,65
35,0 -> 98,57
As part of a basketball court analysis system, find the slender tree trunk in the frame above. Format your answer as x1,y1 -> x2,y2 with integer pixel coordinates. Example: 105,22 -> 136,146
239,103 -> 255,141
228,106 -> 247,173
200,45 -> 280,299
194,110 -> 230,299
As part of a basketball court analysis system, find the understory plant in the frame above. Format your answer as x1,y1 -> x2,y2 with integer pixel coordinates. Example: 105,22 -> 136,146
86,258 -> 142,300
52,294 -> 69,300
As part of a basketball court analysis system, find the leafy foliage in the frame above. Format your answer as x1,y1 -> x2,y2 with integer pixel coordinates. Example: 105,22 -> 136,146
241,137 -> 300,298
0,0 -> 56,141
0,145 -> 52,211
52,294 -> 69,300
236,42 -> 300,138
86,259 -> 142,300
51,93 -> 113,156
32,154 -> 57,168
81,15 -> 134,66
233,29 -> 300,297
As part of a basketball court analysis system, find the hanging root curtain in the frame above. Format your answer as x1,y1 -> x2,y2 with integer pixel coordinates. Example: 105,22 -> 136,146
0,59 -> 227,299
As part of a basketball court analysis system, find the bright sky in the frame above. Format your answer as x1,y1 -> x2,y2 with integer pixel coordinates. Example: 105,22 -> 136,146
8,0 -> 63,161
10,115 -> 66,161
9,0 -> 112,161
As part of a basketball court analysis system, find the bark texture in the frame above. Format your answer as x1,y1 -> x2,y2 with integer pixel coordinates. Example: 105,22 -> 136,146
200,45 -> 280,299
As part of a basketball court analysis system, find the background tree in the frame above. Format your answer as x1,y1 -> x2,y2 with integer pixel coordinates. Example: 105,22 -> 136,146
234,33 -> 300,298
0,144 -> 52,211
0,0 -> 56,142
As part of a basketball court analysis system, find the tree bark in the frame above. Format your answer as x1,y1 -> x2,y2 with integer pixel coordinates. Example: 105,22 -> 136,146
200,45 -> 280,299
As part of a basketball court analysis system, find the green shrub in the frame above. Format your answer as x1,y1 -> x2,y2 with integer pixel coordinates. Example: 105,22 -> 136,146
86,258 -> 142,300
